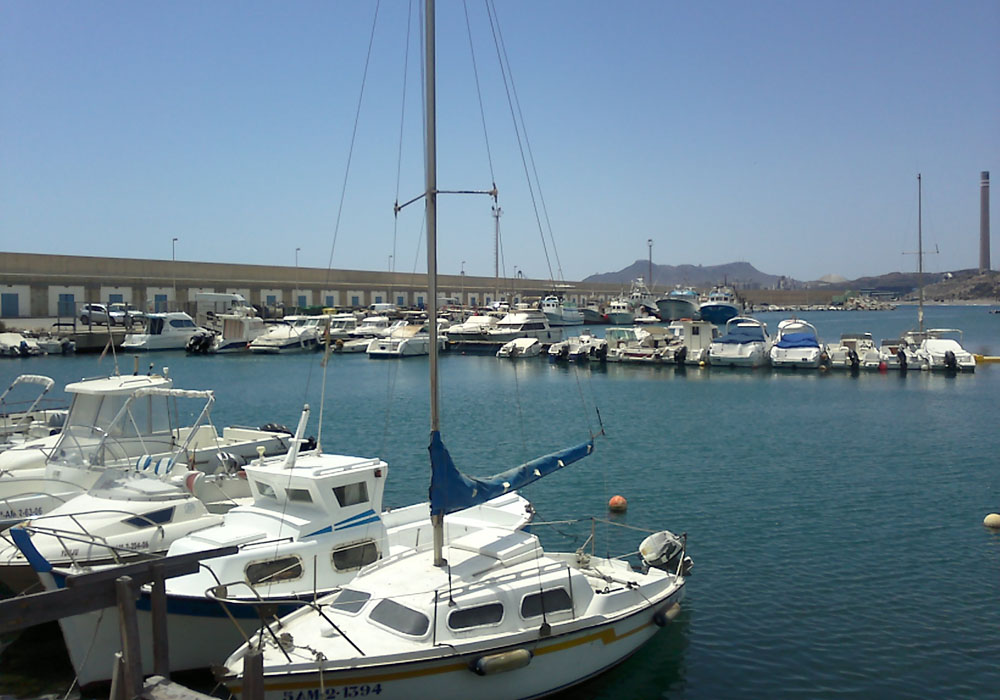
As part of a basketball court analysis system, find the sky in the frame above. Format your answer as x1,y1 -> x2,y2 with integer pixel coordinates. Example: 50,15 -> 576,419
2,1 -> 998,283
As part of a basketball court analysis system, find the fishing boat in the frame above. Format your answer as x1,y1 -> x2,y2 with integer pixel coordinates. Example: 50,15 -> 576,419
708,316 -> 771,368
540,295 -> 584,326
604,297 -> 634,325
655,286 -> 700,321
769,319 -> 824,369
222,6 -> 690,697
698,286 -> 742,326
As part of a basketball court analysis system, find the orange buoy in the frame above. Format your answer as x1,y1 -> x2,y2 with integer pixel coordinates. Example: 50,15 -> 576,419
609,495 -> 628,512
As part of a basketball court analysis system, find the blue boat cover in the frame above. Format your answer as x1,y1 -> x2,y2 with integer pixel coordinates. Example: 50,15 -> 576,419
428,430 -> 593,516
716,327 -> 765,344
775,332 -> 819,349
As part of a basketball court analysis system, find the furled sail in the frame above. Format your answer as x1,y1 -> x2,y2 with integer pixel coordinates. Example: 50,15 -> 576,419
429,430 -> 593,516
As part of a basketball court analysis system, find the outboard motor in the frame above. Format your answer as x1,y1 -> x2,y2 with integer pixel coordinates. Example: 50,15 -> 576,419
848,348 -> 860,371
185,330 -> 214,354
639,530 -> 691,576
674,346 -> 688,365
259,422 -> 293,435
944,350 -> 957,372
897,348 -> 908,371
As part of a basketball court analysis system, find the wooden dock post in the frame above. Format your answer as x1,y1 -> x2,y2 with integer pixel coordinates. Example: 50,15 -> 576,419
150,562 -> 170,679
116,575 -> 144,698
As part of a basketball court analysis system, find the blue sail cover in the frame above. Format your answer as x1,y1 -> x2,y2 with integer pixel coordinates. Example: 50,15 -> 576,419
775,332 -> 819,349
716,327 -> 765,344
429,430 -> 594,516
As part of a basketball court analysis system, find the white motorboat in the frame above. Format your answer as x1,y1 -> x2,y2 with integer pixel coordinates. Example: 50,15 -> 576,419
248,315 -> 325,354
351,315 -> 393,338
698,286 -> 742,326
222,10 -> 690,695
445,314 -> 498,343
122,312 -> 208,351
872,336 -> 920,371
547,331 -> 608,362
186,294 -> 266,353
496,337 -> 542,358
0,332 -> 45,357
769,319 -> 824,369
663,319 -> 717,365
327,312 -> 359,340
367,322 -> 442,358
540,295 -> 584,326
484,306 -> 561,344
827,333 -> 878,371
915,329 -> 976,372
708,316 -> 771,368
0,377 -> 292,526
604,298 -> 634,325
0,375 -> 66,453
655,287 -> 700,321
605,326 -> 672,363
11,406 -> 533,685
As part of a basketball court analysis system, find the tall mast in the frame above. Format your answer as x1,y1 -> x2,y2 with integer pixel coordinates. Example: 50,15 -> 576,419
493,205 -> 502,305
425,0 -> 446,568
917,173 -> 924,332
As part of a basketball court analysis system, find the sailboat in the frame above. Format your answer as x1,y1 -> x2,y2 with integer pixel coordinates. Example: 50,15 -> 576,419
221,3 -> 690,697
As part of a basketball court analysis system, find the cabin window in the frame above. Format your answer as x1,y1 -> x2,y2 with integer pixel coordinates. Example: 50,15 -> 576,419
520,588 -> 572,618
333,481 -> 369,507
448,603 -> 504,630
255,481 -> 277,499
369,599 -> 429,637
331,541 -> 379,571
169,318 -> 195,328
286,487 -> 313,503
692,326 -> 700,335
245,556 -> 303,585
327,588 -> 370,614
123,506 -> 174,528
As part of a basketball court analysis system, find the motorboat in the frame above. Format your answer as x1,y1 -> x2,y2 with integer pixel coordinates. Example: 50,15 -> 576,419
0,375 -> 292,526
663,319 -> 717,365
698,286 -> 742,326
122,312 -> 208,351
186,294 -> 267,353
351,315 -> 393,338
827,333 -> 878,371
769,319 -> 824,369
915,329 -> 976,372
547,331 -> 608,362
605,326 -> 672,363
655,287 -> 700,321
327,312 -> 359,340
0,332 -> 45,357
444,314 -> 498,343
248,315 -> 325,354
0,375 -> 66,453
367,322 -> 443,358
540,295 -> 584,326
10,406 -> 533,685
708,316 -> 771,368
34,334 -> 75,355
496,337 -> 542,358
604,297 -> 634,325
484,306 -> 561,344
872,337 -> 919,371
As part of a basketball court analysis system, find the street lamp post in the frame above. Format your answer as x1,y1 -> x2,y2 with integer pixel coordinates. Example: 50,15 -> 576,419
647,238 -> 653,291
171,238 -> 178,311
461,260 -> 466,306
295,247 -> 301,311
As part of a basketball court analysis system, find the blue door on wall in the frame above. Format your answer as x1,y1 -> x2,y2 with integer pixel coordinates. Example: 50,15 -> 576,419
57,293 -> 75,317
297,295 -> 306,308
1,293 -> 18,318
154,294 -> 168,312
109,293 -> 123,304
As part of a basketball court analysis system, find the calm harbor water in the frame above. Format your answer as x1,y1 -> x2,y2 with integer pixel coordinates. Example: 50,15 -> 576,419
1,305 -> 998,699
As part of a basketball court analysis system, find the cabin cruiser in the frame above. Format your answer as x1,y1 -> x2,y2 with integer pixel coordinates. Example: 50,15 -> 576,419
915,329 -> 976,372
605,297 -> 634,325
547,331 -> 608,362
248,315 -> 326,354
0,375 -> 66,453
122,312 -> 207,351
655,287 -> 700,321
698,286 -> 742,326
827,333 -> 878,371
444,314 -> 498,343
367,322 -> 442,358
769,319 -> 824,369
0,374 -> 292,526
663,319 -> 717,365
10,407 -> 534,686
496,337 -> 542,358
708,317 -> 771,368
327,312 -> 359,340
186,293 -> 266,353
484,307 -> 561,344
540,295 -> 584,326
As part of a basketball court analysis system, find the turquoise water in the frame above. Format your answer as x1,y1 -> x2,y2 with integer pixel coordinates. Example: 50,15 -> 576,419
1,306 -> 998,698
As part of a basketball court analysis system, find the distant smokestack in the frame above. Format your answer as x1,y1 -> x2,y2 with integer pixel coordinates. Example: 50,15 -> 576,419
981,171 -> 990,271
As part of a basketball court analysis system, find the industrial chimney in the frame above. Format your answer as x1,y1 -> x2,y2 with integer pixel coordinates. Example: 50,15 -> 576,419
981,171 -> 990,271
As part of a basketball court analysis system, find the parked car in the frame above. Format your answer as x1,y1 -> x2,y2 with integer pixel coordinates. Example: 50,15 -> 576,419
79,303 -> 118,326
109,302 -> 144,326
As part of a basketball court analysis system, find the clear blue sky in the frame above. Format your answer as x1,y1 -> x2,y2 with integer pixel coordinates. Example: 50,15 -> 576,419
2,1 -> 997,283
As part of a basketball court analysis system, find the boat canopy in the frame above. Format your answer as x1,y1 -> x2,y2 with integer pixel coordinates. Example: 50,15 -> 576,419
716,327 -> 765,344
428,431 -> 593,517
775,332 -> 819,349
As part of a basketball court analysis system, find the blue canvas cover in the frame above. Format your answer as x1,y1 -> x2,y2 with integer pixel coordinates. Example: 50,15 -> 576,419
429,430 -> 593,516
716,327 -> 765,344
775,332 -> 819,349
